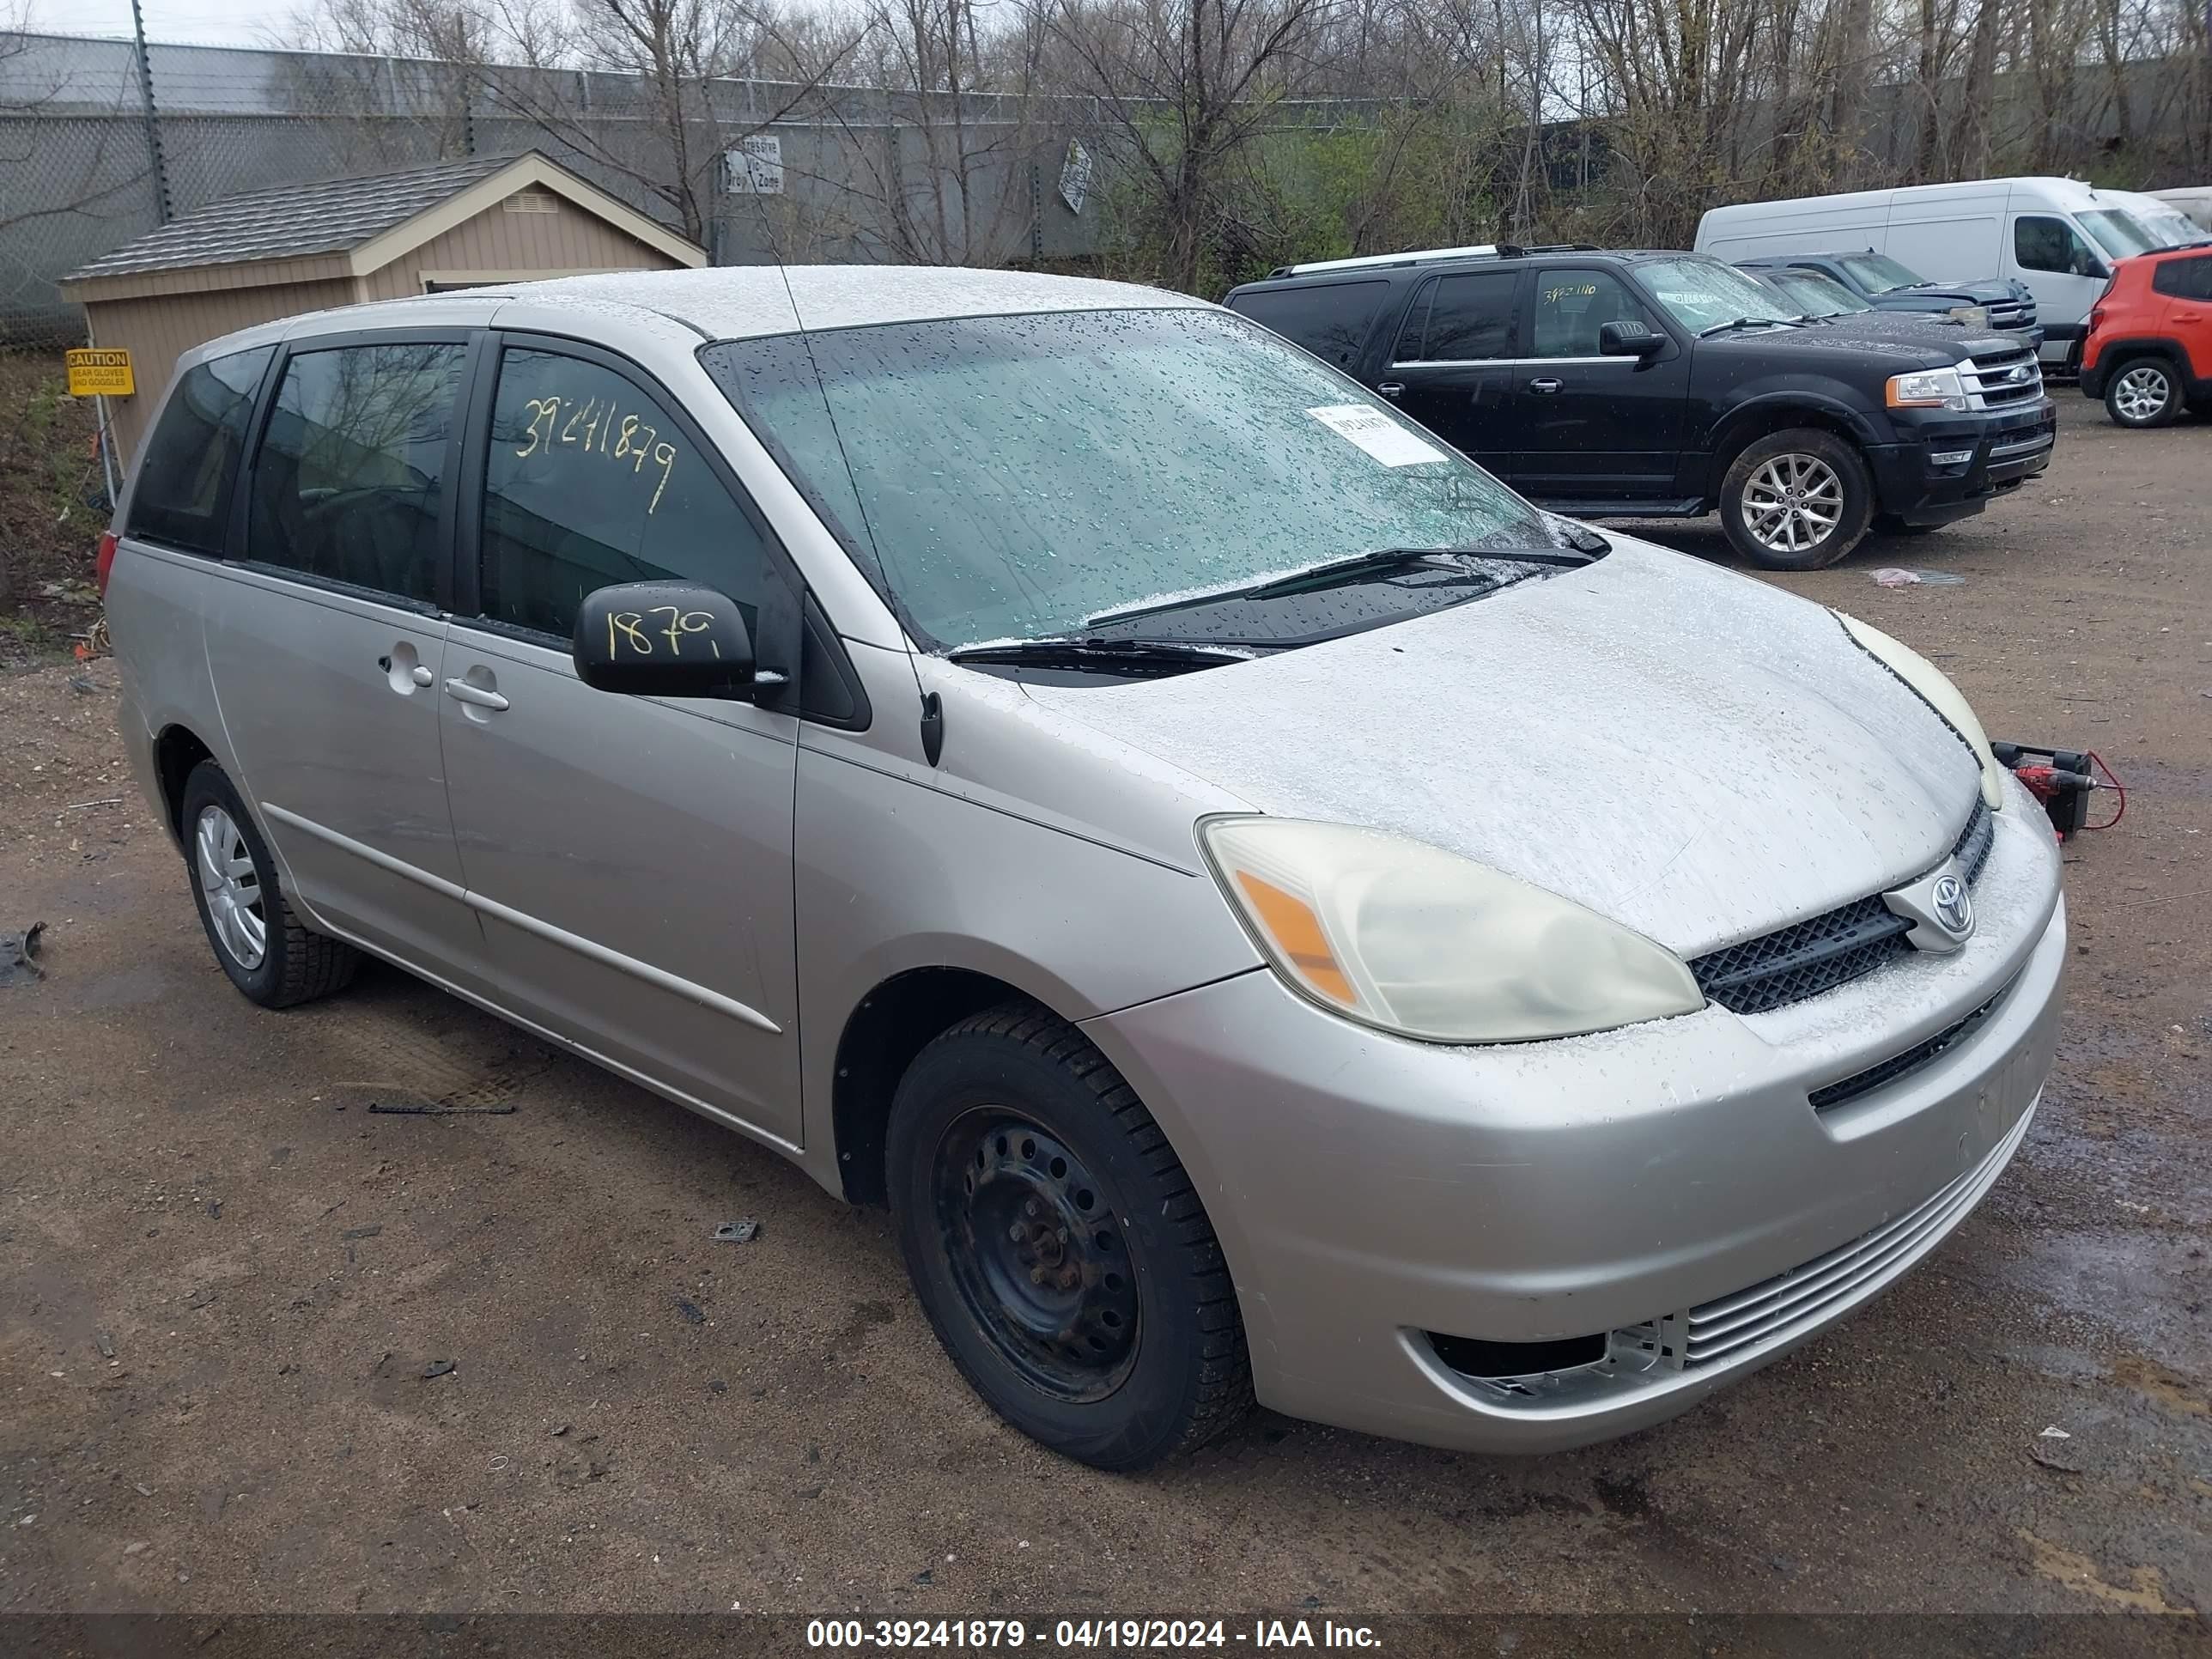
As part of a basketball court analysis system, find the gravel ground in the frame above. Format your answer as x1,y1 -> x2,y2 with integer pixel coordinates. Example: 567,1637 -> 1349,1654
1,396 -> 2206,1620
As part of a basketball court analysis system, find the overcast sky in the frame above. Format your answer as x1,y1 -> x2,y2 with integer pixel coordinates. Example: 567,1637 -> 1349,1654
33,0 -> 299,50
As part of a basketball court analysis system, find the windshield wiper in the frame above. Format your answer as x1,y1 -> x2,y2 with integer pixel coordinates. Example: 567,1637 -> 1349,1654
1085,545 -> 1588,628
946,636 -> 1257,673
1698,315 -> 1801,338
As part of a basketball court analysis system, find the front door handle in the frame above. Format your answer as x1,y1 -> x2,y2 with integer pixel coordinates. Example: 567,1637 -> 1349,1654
1527,377 -> 1564,394
1376,382 -> 1405,398
444,678 -> 509,712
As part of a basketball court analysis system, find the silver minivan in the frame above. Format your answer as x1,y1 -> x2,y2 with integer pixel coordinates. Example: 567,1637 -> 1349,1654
103,268 -> 2065,1469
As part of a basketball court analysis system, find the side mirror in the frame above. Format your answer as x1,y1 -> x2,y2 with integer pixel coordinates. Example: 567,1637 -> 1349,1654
572,581 -> 756,697
1599,319 -> 1664,357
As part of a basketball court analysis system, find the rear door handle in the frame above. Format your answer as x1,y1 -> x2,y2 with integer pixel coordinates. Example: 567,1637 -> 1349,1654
1376,382 -> 1404,398
443,678 -> 509,712
1527,377 -> 1563,394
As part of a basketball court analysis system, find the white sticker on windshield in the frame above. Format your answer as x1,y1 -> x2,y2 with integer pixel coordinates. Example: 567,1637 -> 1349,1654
1306,403 -> 1448,467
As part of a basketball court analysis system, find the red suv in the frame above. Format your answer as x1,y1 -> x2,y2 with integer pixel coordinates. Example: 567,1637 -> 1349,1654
2081,246 -> 2212,428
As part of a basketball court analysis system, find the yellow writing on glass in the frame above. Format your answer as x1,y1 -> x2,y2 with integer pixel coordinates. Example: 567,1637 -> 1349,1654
513,391 -> 680,511
606,607 -> 721,660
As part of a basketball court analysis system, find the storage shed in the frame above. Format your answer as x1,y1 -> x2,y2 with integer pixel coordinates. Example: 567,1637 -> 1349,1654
59,150 -> 704,465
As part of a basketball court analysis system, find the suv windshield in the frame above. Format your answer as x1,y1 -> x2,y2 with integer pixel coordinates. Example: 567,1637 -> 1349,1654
1638,258 -> 1797,331
703,309 -> 1555,651
2079,210 -> 2156,257
1835,252 -> 1925,293
1759,267 -> 1870,316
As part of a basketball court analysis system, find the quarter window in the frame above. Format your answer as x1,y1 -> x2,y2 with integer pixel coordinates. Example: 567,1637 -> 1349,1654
246,342 -> 466,605
477,348 -> 766,640
126,346 -> 271,556
1231,280 -> 1389,368
2014,216 -> 2101,277
1407,271 -> 1520,361
2151,254 -> 2212,301
1532,268 -> 1654,356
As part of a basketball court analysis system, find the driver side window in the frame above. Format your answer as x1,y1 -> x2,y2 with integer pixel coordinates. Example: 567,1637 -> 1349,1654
2014,216 -> 2098,277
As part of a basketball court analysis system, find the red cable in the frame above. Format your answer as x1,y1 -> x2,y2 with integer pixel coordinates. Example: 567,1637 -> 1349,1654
2085,750 -> 2125,831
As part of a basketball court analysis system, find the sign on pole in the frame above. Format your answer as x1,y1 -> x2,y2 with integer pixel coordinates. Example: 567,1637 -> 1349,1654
65,348 -> 134,398
1058,140 -> 1093,216
725,135 -> 784,196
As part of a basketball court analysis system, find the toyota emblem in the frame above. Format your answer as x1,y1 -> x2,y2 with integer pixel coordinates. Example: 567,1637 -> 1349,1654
1931,874 -> 1974,938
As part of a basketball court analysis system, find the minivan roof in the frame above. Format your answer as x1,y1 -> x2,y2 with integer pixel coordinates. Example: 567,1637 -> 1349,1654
186,266 -> 1206,369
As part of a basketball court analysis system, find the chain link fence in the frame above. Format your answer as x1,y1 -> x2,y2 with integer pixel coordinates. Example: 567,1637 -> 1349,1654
0,31 -> 1111,344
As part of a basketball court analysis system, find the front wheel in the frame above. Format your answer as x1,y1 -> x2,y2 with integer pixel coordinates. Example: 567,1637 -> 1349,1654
887,1004 -> 1252,1469
2105,358 -> 2180,428
1718,428 -> 1875,571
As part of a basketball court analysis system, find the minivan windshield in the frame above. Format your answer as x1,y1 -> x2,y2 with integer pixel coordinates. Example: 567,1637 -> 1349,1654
1835,252 -> 1926,293
2079,209 -> 2157,258
1637,258 -> 1798,332
704,308 -> 1558,651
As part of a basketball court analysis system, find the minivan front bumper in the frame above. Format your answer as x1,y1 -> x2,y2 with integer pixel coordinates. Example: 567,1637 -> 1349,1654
1082,794 -> 2063,1454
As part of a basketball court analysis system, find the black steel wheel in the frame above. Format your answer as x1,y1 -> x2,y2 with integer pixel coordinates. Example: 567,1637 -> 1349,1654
933,1113 -> 1141,1401
888,1003 -> 1252,1469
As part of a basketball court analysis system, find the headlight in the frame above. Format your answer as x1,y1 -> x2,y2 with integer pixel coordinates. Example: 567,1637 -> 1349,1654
1834,611 -> 2005,810
1199,817 -> 1705,1044
1886,366 -> 1970,410
1946,305 -> 1990,328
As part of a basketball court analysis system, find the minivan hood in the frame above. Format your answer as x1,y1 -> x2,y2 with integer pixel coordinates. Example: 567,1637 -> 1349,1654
1018,538 -> 1982,958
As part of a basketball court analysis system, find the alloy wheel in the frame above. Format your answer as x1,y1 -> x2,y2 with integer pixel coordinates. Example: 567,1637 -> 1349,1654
933,1109 -> 1140,1402
2113,365 -> 2171,424
195,804 -> 268,970
1741,452 -> 1844,556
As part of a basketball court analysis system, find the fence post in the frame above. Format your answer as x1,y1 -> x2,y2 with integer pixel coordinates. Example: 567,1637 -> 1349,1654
130,0 -> 172,223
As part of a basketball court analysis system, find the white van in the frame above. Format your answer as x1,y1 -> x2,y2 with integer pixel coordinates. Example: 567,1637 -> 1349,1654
2150,187 -> 2212,234
2102,189 -> 2208,248
1696,178 -> 2161,367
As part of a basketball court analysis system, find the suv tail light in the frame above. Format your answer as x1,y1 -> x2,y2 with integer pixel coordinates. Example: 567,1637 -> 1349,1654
95,530 -> 118,596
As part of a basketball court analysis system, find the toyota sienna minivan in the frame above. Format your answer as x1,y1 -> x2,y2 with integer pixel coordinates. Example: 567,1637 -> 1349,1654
103,268 -> 2065,1469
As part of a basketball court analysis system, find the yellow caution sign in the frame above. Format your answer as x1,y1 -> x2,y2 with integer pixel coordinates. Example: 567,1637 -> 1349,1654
65,348 -> 134,398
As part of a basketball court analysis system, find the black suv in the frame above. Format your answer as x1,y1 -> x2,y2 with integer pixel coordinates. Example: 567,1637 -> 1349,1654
1733,251 -> 2041,346
1223,246 -> 2056,569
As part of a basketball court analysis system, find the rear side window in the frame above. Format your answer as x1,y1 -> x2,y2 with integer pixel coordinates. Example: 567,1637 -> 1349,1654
1402,271 -> 1520,361
1230,280 -> 1388,368
2151,255 -> 2212,301
243,343 -> 467,605
125,346 -> 270,556
476,346 -> 768,639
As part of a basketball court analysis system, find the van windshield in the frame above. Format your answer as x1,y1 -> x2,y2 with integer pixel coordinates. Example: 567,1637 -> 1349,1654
1835,252 -> 1925,293
2080,210 -> 2158,258
702,308 -> 1556,651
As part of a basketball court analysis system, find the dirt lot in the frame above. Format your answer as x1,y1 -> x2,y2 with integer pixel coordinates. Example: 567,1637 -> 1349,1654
2,395 -> 2207,1622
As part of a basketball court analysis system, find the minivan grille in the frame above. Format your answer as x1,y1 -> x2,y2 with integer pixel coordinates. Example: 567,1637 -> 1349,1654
1689,798 -> 1995,1017
1961,350 -> 2044,409
1808,980 -> 2010,1110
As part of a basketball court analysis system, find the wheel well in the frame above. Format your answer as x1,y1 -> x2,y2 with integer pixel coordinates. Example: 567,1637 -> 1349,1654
831,968 -> 1036,1204
1705,408 -> 1863,503
154,725 -> 215,843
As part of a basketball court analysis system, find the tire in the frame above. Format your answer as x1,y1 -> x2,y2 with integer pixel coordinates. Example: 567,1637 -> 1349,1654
886,1003 -> 1252,1469
1718,428 -> 1875,571
2104,357 -> 2180,428
179,760 -> 359,1008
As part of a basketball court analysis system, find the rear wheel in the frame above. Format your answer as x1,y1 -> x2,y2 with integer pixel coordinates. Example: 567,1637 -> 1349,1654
887,1003 -> 1252,1469
1719,428 -> 1874,570
2105,358 -> 2180,428
179,761 -> 359,1008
